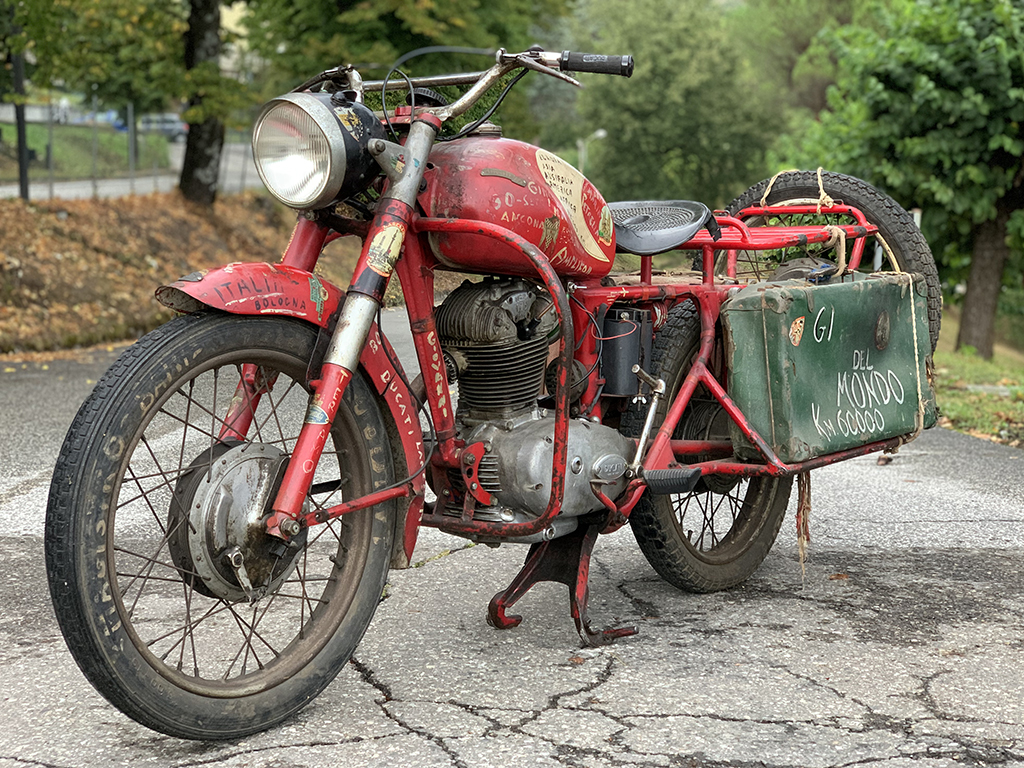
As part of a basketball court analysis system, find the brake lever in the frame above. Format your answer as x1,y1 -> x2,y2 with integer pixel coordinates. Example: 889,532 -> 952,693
508,53 -> 582,87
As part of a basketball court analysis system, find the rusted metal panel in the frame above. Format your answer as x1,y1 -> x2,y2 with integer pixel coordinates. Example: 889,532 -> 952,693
722,273 -> 937,463
418,137 -> 616,278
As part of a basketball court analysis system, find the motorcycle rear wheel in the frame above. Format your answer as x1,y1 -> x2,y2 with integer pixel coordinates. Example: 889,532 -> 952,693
626,303 -> 793,593
723,170 -> 941,350
45,313 -> 396,740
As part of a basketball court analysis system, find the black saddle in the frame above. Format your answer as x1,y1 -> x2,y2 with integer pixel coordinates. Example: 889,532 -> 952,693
608,200 -> 719,255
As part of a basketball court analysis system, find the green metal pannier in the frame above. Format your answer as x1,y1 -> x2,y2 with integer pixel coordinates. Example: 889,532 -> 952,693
721,273 -> 937,464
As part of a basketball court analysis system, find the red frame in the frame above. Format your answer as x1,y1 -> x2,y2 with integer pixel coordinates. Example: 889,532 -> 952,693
400,207 -> 891,539
174,202 -> 898,545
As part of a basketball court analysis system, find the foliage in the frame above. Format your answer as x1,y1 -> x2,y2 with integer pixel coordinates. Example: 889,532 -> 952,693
724,0 -> 869,115
573,0 -> 782,207
0,0 -> 66,95
243,0 -> 570,95
777,0 -> 1024,286
29,0 -> 188,117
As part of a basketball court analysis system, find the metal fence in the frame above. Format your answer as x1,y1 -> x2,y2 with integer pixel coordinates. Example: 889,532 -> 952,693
0,101 -> 261,201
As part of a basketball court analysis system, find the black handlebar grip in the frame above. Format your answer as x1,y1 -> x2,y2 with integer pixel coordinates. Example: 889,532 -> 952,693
559,51 -> 634,77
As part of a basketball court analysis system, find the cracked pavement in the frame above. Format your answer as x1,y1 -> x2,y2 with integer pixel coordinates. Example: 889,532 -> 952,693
2,335 -> 1024,767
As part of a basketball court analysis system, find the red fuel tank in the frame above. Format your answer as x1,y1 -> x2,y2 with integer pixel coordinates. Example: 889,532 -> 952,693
418,137 -> 616,278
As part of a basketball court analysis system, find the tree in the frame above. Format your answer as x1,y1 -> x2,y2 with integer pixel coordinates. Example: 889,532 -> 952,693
23,0 -> 247,206
244,0 -> 570,94
31,0 -> 187,119
781,0 -> 1024,359
725,0 -> 861,115
573,0 -> 782,207
179,0 -> 225,206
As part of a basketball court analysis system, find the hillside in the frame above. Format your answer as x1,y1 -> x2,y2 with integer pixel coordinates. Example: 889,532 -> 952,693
0,192 -> 362,352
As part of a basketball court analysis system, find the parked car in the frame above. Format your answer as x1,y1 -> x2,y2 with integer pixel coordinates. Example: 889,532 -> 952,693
139,113 -> 188,142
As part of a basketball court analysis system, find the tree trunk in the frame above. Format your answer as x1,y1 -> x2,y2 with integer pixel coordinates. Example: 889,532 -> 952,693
956,204 -> 1011,359
179,0 -> 222,206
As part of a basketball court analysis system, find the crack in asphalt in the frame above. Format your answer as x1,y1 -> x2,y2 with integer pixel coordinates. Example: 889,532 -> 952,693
8,539 -> 1024,767
349,655 -> 468,768
0,756 -> 67,768
0,470 -> 49,507
410,543 -> 478,569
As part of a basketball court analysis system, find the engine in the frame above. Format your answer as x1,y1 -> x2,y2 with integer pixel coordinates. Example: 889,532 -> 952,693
435,277 -> 633,543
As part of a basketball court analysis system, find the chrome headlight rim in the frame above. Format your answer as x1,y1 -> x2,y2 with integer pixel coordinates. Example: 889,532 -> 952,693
252,92 -> 348,211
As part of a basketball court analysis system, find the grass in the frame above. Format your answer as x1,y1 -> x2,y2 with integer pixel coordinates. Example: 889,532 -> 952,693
932,307 -> 1024,447
0,122 -> 171,183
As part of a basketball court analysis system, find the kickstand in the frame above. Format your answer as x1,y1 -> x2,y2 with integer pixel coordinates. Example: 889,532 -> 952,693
486,521 -> 639,647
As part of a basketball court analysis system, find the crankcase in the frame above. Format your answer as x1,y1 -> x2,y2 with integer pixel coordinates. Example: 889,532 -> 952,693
469,417 -> 633,519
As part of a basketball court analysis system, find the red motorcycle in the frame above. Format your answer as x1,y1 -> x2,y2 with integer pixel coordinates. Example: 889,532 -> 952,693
45,47 -> 941,739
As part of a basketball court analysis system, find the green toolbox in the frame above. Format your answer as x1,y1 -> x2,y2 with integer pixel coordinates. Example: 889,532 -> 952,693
720,273 -> 937,464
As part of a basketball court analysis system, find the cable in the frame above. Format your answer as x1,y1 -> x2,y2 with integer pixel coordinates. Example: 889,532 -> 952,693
381,68 -> 415,142
379,46 -> 494,140
568,293 -> 603,386
436,69 -> 528,142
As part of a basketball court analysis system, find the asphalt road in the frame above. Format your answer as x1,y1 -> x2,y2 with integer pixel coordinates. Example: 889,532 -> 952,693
1,313 -> 1023,768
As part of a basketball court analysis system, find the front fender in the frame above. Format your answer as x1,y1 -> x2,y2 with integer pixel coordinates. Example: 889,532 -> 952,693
157,262 -> 425,568
156,262 -> 343,327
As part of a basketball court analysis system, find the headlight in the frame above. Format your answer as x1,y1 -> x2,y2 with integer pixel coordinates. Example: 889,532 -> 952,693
252,92 -> 384,210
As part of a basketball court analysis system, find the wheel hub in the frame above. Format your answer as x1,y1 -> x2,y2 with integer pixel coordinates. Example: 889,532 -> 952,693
167,442 -> 307,602
681,400 -> 741,495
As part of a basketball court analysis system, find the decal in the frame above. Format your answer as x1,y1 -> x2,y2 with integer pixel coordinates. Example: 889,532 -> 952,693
309,274 -> 328,322
550,246 -> 592,275
534,148 -> 609,263
304,404 -> 330,425
481,168 -> 528,187
304,392 -> 331,425
539,214 -> 560,252
365,224 -> 405,277
334,107 -> 363,140
597,206 -> 613,246
789,316 -> 805,347
391,155 -> 406,174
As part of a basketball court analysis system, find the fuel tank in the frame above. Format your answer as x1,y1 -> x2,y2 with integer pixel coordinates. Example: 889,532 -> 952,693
418,137 -> 616,278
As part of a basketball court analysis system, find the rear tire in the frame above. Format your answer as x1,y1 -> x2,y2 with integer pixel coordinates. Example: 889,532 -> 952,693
624,304 -> 792,593
45,313 -> 396,739
724,170 -> 941,350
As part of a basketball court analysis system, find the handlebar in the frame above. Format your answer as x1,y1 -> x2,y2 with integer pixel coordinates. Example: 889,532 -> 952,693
558,51 -> 634,77
356,47 -> 634,122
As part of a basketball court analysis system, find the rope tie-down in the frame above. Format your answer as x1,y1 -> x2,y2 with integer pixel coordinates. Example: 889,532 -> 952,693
758,166 -> 835,212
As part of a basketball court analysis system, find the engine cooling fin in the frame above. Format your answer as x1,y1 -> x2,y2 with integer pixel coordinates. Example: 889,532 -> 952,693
435,277 -> 556,421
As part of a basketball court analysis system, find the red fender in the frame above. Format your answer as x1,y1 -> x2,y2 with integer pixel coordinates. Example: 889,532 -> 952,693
156,262 -> 343,327
157,262 -> 425,568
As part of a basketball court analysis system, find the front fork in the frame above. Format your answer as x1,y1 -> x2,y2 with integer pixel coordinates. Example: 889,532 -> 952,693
263,116 -> 441,539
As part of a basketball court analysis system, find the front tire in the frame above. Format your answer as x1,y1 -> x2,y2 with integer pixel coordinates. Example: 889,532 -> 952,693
626,304 -> 793,593
45,313 -> 396,739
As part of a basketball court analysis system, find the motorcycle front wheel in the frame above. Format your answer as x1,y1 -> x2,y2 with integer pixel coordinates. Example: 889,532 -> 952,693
45,313 -> 397,740
625,303 -> 793,593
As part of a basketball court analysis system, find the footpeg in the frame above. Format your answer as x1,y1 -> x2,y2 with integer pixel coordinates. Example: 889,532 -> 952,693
643,467 -> 701,495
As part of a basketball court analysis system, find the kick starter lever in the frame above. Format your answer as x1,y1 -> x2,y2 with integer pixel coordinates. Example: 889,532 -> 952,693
629,364 -> 665,472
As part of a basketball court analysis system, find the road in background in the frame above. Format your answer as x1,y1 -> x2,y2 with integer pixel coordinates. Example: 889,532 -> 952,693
1,312 -> 1023,767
